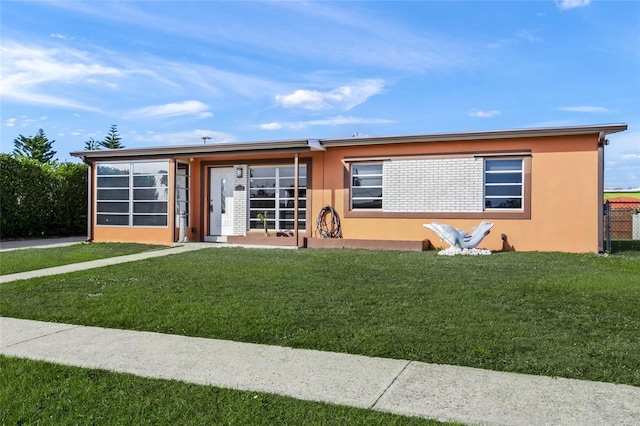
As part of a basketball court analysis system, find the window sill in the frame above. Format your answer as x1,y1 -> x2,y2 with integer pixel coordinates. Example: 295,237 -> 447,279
343,210 -> 530,220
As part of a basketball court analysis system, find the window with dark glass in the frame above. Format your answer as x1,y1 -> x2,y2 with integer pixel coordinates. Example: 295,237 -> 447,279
249,165 -> 306,231
96,161 -> 169,227
351,163 -> 383,209
484,159 -> 523,209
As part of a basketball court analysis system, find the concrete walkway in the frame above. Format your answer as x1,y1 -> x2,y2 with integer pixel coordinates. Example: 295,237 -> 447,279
1,317 -> 639,425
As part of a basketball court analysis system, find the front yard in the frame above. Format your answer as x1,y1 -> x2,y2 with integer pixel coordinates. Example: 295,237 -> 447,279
1,248 -> 638,386
0,242 -> 164,275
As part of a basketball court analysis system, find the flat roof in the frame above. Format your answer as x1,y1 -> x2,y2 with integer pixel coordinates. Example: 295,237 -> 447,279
70,123 -> 627,160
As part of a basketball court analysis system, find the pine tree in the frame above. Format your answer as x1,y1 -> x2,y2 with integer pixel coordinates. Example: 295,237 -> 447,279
12,128 -> 57,163
100,124 -> 124,149
84,138 -> 101,150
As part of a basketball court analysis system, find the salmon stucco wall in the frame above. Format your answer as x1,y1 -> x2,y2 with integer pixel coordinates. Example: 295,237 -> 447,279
93,226 -> 174,246
308,134 -> 601,252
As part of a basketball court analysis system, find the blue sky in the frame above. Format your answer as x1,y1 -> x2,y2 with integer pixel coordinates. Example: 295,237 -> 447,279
1,0 -> 639,188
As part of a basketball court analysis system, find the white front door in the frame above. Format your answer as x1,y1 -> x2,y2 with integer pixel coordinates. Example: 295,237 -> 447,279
209,168 -> 234,237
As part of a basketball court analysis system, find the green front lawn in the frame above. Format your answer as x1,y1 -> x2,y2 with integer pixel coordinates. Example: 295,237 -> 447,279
604,192 -> 640,200
0,356 -> 444,425
0,243 -> 165,275
1,248 -> 639,386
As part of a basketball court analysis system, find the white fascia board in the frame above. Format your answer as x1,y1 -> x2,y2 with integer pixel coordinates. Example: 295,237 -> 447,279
318,123 -> 628,148
70,139 -> 312,159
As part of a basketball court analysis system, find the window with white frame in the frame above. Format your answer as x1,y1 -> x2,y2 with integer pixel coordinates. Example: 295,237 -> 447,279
96,161 -> 169,227
175,163 -> 189,227
351,163 -> 383,209
249,165 -> 306,231
484,159 -> 523,209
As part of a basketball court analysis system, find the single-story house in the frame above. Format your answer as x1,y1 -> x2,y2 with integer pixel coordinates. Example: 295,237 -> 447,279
71,123 -> 627,253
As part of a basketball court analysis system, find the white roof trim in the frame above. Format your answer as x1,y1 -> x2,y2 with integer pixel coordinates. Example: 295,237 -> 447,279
70,123 -> 627,160
319,123 -> 628,147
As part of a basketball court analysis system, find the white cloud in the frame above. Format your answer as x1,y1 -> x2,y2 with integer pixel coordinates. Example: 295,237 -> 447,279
469,110 -> 501,118
46,1 -> 467,73
259,115 -> 394,130
556,0 -> 591,11
0,41 -> 122,110
275,79 -> 385,111
622,153 -> 640,160
276,90 -> 327,111
305,115 -> 393,127
517,31 -> 542,42
4,116 -> 45,129
128,100 -> 211,119
51,33 -> 73,40
132,129 -> 235,146
557,106 -> 609,113
259,122 -> 282,130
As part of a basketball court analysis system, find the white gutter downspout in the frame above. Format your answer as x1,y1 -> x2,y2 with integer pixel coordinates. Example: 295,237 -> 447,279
597,131 -> 607,253
83,157 -> 94,242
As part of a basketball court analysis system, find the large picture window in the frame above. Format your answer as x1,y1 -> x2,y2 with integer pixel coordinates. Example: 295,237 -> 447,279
351,163 -> 383,209
484,159 -> 523,209
249,165 -> 306,231
96,161 -> 169,227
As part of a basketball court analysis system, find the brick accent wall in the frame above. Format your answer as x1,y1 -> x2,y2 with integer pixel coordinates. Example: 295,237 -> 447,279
383,158 -> 484,212
232,165 -> 248,235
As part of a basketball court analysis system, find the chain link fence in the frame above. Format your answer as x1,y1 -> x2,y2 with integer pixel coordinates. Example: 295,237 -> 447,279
603,200 -> 640,252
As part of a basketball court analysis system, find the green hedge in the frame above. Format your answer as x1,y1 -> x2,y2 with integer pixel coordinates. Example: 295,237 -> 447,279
607,239 -> 640,253
0,154 -> 87,239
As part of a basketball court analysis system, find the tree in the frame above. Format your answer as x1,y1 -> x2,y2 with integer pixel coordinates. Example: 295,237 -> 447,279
12,128 -> 57,164
84,137 -> 101,150
100,124 -> 124,149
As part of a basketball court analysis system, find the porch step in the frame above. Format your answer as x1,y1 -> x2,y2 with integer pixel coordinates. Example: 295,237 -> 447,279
305,238 -> 433,251
204,236 -> 227,243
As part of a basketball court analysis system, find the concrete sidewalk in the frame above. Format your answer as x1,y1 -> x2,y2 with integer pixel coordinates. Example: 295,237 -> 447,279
0,236 -> 87,251
1,317 -> 639,425
0,244 -> 207,284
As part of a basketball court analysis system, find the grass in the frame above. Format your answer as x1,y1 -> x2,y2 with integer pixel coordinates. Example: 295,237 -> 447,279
0,242 -> 165,275
1,248 -> 639,386
604,192 -> 640,200
0,356 -> 446,425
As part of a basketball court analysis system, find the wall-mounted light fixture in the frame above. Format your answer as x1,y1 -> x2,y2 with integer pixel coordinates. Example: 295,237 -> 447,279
236,167 -> 243,178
